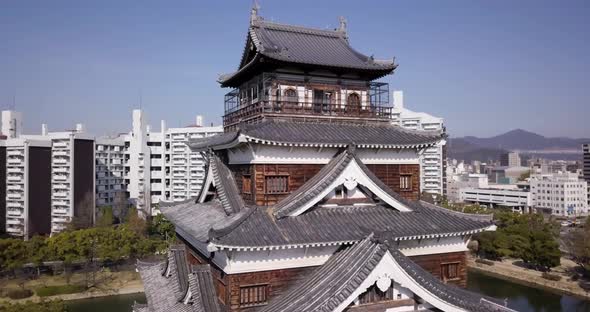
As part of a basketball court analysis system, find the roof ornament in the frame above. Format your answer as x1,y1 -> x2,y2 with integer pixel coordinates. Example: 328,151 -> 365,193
250,0 -> 261,25
338,16 -> 347,33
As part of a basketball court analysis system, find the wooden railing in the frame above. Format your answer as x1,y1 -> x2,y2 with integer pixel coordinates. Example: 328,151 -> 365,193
223,99 -> 393,127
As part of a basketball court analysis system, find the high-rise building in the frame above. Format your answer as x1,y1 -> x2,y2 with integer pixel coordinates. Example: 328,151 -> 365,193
95,137 -> 126,212
391,91 -> 446,196
530,173 -> 588,216
1,138 -> 52,239
500,152 -> 521,167
120,109 -> 223,217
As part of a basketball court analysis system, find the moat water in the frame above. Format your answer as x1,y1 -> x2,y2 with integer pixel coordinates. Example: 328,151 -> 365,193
65,271 -> 590,312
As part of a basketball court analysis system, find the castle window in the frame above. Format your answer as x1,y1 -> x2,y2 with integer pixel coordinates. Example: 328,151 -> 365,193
242,174 -> 252,194
239,284 -> 268,307
347,92 -> 361,109
400,174 -> 412,191
358,284 -> 395,304
283,88 -> 298,103
441,262 -> 460,281
265,175 -> 289,194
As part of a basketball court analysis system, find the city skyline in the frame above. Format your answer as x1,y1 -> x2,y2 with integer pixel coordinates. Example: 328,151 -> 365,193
1,0 -> 589,138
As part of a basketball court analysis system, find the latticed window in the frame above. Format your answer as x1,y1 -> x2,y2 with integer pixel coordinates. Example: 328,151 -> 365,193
265,175 -> 289,194
242,174 -> 252,194
400,174 -> 412,190
239,284 -> 268,307
358,284 -> 395,304
441,262 -> 460,281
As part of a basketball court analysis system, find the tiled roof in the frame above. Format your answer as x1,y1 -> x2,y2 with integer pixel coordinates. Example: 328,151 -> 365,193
208,204 -> 493,249
188,119 -> 442,152
210,153 -> 244,215
219,18 -> 396,87
261,235 -> 387,312
262,235 -> 515,312
135,248 -> 221,312
388,244 -> 515,312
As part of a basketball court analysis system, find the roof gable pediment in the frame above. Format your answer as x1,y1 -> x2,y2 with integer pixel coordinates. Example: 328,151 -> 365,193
274,148 -> 414,218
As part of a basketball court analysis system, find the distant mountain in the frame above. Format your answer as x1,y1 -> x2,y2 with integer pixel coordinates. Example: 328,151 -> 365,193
447,129 -> 589,162
459,129 -> 589,151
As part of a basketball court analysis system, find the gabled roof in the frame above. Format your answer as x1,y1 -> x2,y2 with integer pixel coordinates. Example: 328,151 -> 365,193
209,153 -> 244,215
135,247 -> 221,312
188,119 -> 443,152
274,147 -> 416,218
219,13 -> 396,87
262,235 -> 516,312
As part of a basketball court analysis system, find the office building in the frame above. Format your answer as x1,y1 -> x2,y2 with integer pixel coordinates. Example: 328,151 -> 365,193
500,152 -> 521,167
460,185 -> 532,213
530,173 -> 588,216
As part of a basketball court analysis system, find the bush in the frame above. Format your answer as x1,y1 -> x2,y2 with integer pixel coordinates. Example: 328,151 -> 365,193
0,300 -> 67,312
475,258 -> 495,266
542,272 -> 562,281
35,284 -> 86,297
3,288 -> 34,299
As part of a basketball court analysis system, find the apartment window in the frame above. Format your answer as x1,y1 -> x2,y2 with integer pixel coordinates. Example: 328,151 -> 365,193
242,175 -> 252,194
441,262 -> 460,281
400,174 -> 412,191
358,284 -> 395,304
239,284 -> 268,307
265,175 -> 289,194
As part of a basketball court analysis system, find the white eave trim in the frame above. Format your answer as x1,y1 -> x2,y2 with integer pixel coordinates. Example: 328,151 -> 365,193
242,135 -> 438,149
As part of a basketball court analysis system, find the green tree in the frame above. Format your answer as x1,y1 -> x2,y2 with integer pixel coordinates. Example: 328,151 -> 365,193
149,213 -> 175,242
27,235 -> 51,277
0,238 -> 28,276
96,206 -> 114,227
0,299 -> 66,312
126,207 -> 147,237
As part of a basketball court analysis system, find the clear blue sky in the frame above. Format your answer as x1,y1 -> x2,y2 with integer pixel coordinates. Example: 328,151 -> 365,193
1,0 -> 588,138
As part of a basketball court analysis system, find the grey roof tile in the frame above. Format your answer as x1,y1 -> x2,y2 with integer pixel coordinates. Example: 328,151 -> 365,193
209,153 -> 244,215
262,235 -> 516,312
188,119 -> 442,152
136,248 -> 221,312
219,19 -> 396,86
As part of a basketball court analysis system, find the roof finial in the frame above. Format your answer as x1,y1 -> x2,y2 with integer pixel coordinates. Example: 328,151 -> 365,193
250,0 -> 260,25
338,16 -> 347,33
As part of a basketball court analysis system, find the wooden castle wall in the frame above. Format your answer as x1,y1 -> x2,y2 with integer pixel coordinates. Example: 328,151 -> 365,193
228,163 -> 421,206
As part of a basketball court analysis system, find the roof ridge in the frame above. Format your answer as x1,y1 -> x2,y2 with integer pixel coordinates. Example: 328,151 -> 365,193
253,19 -> 344,38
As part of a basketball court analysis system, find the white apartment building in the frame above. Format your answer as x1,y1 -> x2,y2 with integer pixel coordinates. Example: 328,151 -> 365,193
121,110 -> 223,217
391,91 -> 446,195
530,173 -> 588,216
2,138 -> 52,238
95,137 -> 126,208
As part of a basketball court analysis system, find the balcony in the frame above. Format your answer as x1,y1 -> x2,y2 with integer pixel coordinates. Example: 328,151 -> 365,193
53,208 -> 69,215
7,193 -> 23,200
53,150 -> 69,157
7,158 -> 24,165
223,81 -> 391,129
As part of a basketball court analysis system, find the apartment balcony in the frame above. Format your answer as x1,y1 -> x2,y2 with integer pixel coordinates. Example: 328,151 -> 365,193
53,150 -> 70,157
53,200 -> 70,206
7,149 -> 24,157
53,183 -> 69,190
7,175 -> 23,183
6,226 -> 24,236
53,174 -> 69,181
53,191 -> 69,198
7,167 -> 24,174
172,162 -> 186,167
7,184 -> 23,191
7,202 -> 23,208
6,219 -> 23,226
150,146 -> 164,154
53,208 -> 69,215
151,171 -> 163,179
424,166 -> 439,171
52,224 -> 67,233
7,209 -> 23,217
53,141 -> 69,149
171,134 -> 186,141
53,166 -> 69,173
423,160 -> 439,165
7,193 -> 23,200
7,158 -> 24,165
52,216 -> 70,223
425,171 -> 438,177
52,158 -> 69,165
